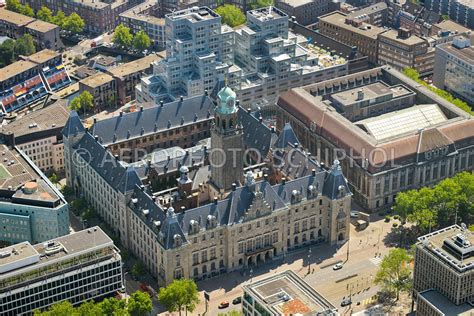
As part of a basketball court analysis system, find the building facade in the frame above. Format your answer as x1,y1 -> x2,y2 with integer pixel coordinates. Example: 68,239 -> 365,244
433,36 -> 474,105
62,88 -> 352,286
275,66 -> 474,211
274,0 -> 338,26
413,225 -> 473,315
0,227 -> 123,315
424,0 -> 474,29
79,73 -> 117,110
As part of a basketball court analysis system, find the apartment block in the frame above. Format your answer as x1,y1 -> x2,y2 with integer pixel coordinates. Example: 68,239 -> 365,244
433,36 -> 474,105
345,2 -> 388,27
378,28 -> 434,76
119,0 -> 166,49
79,73 -> 117,110
0,227 -> 123,315
0,100 -> 69,173
318,11 -> 385,64
424,0 -> 474,29
24,0 -> 132,34
274,0 -> 338,26
0,8 -> 62,50
413,225 -> 473,315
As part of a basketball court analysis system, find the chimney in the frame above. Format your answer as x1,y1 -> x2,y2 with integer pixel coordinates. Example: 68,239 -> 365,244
140,185 -> 145,191
357,89 -> 364,101
214,197 -> 218,205
294,142 -> 299,148
236,99 -> 240,106
282,177 -> 286,185
247,108 -> 251,114
114,154 -> 119,160
259,116 -> 263,123
311,168 -> 316,176
204,89 -> 208,96
94,135 -> 99,142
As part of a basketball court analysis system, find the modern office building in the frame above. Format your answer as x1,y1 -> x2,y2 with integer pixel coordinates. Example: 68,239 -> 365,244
0,100 -> 69,173
0,227 -> 123,316
0,9 -> 62,50
423,0 -> 474,29
318,11 -> 386,64
136,6 -> 349,107
242,270 -> 337,315
433,36 -> 474,105
63,86 -> 352,285
0,143 -> 69,246
275,66 -> 474,211
378,28 -> 435,76
413,225 -> 474,315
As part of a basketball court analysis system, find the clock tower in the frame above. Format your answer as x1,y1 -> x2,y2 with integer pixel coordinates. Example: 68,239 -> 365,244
210,86 -> 244,191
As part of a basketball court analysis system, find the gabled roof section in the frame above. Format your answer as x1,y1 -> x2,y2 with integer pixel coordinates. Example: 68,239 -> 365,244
62,111 -> 85,138
274,122 -> 300,149
272,143 -> 321,179
416,128 -> 454,154
160,207 -> 187,250
91,95 -> 213,145
239,108 -> 275,158
322,160 -> 351,200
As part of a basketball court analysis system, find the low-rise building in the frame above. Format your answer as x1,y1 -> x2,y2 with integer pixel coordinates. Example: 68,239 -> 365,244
378,28 -> 434,76
106,53 -> 164,105
274,0 -> 338,26
413,225 -> 474,315
0,227 -> 123,315
79,72 -> 117,110
0,100 -> 70,173
0,143 -> 69,245
0,8 -> 62,50
275,66 -> 474,211
433,36 -> 474,105
345,2 -> 388,27
424,0 -> 474,29
318,11 -> 386,64
242,270 -> 337,315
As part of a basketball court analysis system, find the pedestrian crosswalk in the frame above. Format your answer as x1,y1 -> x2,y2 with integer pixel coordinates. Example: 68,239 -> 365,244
370,257 -> 383,266
361,296 -> 378,306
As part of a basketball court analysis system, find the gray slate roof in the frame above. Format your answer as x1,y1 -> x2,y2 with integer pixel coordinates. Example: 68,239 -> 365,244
62,111 -> 85,138
239,108 -> 276,159
274,122 -> 300,149
91,95 -> 213,145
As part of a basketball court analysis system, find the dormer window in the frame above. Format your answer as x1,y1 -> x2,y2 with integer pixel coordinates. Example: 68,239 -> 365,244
291,189 -> 302,203
189,219 -> 200,234
307,184 -> 318,198
207,215 -> 217,229
174,234 -> 182,247
338,185 -> 345,199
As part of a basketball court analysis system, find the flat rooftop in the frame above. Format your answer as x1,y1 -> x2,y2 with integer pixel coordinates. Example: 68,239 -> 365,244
379,29 -> 426,46
80,72 -> 114,88
248,6 -> 288,21
243,270 -> 336,315
24,49 -> 60,65
0,8 -> 35,26
418,289 -> 474,315
166,7 -> 219,22
0,60 -> 37,83
331,82 -> 411,107
356,104 -> 447,141
0,100 -> 69,138
25,19 -> 58,33
107,53 -> 164,78
418,225 -> 474,273
440,37 -> 474,65
319,12 -> 386,39
0,227 -> 114,278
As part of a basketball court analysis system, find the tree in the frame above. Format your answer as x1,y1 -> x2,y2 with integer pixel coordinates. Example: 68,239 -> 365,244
113,24 -> 133,48
127,291 -> 152,316
0,39 -> 16,67
33,301 -> 75,315
218,312 -> 242,316
131,262 -> 145,278
215,5 -> 246,27
76,300 -> 103,316
37,6 -> 53,23
19,4 -> 34,17
158,279 -> 200,316
374,248 -> 412,300
52,10 -> 67,28
63,13 -> 85,34
99,297 -> 127,316
48,173 -> 59,184
15,34 -> 36,56
5,0 -> 21,12
132,30 -> 151,51
248,0 -> 273,9
69,91 -> 94,114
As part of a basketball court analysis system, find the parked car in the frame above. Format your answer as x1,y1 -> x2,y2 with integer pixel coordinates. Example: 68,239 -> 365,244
218,301 -> 229,309
350,211 -> 359,218
341,298 -> 352,307
232,297 -> 242,305
333,262 -> 344,270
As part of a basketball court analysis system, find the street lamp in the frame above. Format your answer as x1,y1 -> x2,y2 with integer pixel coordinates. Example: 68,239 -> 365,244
307,248 -> 312,275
